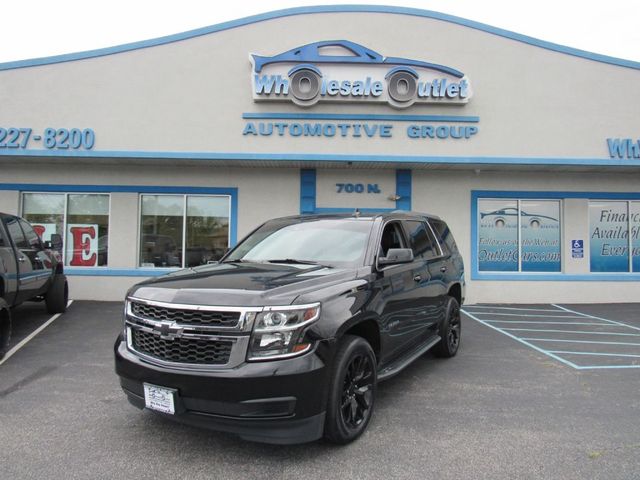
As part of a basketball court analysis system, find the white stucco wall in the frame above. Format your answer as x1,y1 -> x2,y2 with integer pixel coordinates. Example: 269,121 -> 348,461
1,8 -> 639,303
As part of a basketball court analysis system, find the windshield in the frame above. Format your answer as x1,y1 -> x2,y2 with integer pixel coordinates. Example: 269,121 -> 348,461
225,218 -> 373,266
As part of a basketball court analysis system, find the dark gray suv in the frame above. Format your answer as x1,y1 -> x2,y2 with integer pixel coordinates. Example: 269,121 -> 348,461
115,211 -> 464,444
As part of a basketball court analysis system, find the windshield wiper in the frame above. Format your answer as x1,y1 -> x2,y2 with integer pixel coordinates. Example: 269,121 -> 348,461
265,259 -> 322,265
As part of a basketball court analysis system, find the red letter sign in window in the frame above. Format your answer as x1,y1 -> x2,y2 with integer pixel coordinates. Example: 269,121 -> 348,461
68,225 -> 98,266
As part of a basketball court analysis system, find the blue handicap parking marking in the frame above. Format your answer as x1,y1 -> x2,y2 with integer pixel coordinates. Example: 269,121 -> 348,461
461,304 -> 640,370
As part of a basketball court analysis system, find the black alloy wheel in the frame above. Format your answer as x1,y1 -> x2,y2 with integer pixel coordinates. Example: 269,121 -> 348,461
340,352 -> 375,429
324,335 -> 377,444
434,297 -> 461,358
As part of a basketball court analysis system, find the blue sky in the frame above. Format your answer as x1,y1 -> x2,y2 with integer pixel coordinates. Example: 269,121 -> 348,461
1,0 -> 638,63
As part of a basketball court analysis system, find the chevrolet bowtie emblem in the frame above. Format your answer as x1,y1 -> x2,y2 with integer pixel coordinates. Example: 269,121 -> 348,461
153,322 -> 183,340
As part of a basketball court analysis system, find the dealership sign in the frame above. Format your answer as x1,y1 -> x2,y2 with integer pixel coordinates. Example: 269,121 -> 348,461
251,40 -> 472,108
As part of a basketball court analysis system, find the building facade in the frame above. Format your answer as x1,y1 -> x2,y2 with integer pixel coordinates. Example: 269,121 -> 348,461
1,6 -> 639,303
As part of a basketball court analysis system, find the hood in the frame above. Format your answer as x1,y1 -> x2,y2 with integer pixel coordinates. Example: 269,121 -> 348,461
128,262 -> 357,307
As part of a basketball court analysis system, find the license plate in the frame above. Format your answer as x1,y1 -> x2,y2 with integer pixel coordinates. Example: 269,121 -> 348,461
143,383 -> 176,415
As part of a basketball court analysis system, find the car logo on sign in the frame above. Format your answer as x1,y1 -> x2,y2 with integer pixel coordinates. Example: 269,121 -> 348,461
250,39 -> 472,108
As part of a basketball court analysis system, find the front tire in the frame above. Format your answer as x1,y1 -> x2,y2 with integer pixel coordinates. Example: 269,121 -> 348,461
434,297 -> 461,358
45,274 -> 68,314
324,335 -> 377,444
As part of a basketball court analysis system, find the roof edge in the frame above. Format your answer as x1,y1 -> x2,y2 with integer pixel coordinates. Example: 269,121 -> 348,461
0,4 -> 638,71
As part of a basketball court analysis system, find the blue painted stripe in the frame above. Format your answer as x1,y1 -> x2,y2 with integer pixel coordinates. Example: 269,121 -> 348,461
461,309 -> 581,369
2,149 -> 640,167
471,190 -> 640,282
548,350 -> 640,358
553,304 -> 640,332
521,338 -> 640,347
300,169 -> 316,214
0,182 -> 238,246
242,113 -> 480,123
483,320 -> 611,325
471,273 -> 640,282
0,6 -> 638,71
469,312 -> 583,317
313,208 -> 395,214
575,365 -> 640,370
66,268 -> 175,277
501,328 -> 640,337
395,170 -> 412,211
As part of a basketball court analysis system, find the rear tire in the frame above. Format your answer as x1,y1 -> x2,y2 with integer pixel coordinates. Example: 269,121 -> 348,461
0,302 -> 11,360
324,335 -> 377,444
434,297 -> 461,358
0,298 -> 11,359
45,274 -> 68,314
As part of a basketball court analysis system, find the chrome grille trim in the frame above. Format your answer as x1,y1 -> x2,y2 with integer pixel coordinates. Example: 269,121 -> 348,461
125,296 -> 259,370
127,296 -> 261,332
126,327 -> 250,371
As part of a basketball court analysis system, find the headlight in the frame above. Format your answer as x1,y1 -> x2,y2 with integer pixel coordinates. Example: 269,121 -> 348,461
248,303 -> 320,360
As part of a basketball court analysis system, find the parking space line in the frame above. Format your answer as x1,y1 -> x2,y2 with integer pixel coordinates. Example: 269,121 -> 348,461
552,304 -> 640,332
502,328 -> 640,336
465,306 -> 562,312
470,313 -> 585,318
548,350 -> 640,358
484,320 -> 611,325
575,364 -> 640,370
463,305 -> 640,370
0,300 -> 73,367
461,309 -> 581,369
521,338 -> 640,346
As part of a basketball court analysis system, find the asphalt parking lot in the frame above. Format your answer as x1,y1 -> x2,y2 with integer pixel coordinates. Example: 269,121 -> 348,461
1,301 -> 639,480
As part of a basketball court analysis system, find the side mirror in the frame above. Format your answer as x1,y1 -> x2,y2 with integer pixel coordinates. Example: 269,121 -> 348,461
378,248 -> 414,267
44,233 -> 63,252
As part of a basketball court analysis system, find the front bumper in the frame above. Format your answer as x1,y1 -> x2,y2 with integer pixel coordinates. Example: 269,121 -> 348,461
114,336 -> 330,444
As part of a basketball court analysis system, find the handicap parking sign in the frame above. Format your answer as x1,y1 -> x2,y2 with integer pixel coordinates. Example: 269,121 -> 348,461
571,239 -> 584,258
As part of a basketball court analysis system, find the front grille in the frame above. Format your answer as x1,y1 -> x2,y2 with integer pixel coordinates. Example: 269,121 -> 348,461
131,301 -> 240,327
131,328 -> 233,365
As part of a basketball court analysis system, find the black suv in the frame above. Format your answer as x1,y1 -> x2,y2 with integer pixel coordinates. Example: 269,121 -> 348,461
115,212 -> 464,444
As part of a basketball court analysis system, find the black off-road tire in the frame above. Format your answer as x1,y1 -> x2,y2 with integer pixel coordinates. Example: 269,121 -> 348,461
45,274 -> 68,314
0,300 -> 11,360
434,297 -> 461,358
324,335 -> 377,444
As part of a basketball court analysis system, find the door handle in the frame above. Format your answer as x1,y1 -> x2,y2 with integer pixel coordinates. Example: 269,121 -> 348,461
440,266 -> 447,273
413,275 -> 422,283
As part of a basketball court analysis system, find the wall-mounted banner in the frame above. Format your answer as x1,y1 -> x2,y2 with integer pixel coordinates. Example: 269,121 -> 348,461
65,224 -> 99,267
589,201 -> 629,272
478,200 -> 519,272
589,201 -> 640,272
251,40 -> 472,108
632,202 -> 640,272
478,199 -> 561,272
519,201 -> 561,272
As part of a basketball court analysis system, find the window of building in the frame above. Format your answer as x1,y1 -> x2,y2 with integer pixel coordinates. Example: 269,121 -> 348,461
477,199 -> 561,272
589,200 -> 640,273
139,194 -> 230,268
22,192 -> 110,267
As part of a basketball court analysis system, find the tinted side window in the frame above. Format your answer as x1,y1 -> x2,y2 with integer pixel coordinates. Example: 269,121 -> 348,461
430,219 -> 456,255
4,217 -> 28,249
404,221 -> 439,260
19,219 -> 42,249
380,222 -> 406,257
